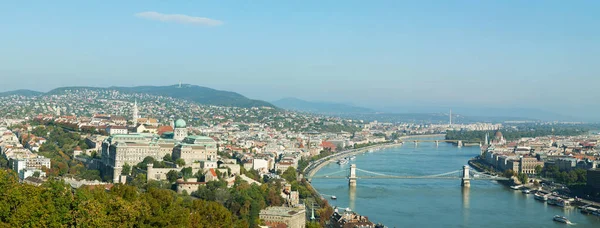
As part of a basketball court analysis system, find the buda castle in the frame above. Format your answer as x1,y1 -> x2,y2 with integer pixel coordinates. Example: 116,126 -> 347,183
100,101 -> 217,183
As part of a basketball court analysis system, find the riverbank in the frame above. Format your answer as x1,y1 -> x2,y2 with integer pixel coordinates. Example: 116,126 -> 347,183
469,157 -> 600,209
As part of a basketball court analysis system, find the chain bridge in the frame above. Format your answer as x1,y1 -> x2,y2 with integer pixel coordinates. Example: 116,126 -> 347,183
310,164 -> 508,187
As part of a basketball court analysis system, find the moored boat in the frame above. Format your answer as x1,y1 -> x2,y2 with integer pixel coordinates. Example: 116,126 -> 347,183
338,159 -> 349,165
547,197 -> 560,206
557,199 -> 572,208
534,192 -> 548,201
331,195 -> 337,200
580,206 -> 599,215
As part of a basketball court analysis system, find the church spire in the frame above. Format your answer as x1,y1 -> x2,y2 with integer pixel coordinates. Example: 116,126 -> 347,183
132,99 -> 139,126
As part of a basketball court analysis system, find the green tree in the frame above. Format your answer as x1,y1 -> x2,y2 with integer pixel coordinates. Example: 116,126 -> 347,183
175,158 -> 186,167
167,170 -> 179,183
163,154 -> 173,162
517,173 -> 529,184
181,167 -> 193,179
534,165 -> 542,176
121,163 -> 131,176
503,169 -> 516,178
32,171 -> 41,178
306,221 -> 321,228
281,167 -> 297,182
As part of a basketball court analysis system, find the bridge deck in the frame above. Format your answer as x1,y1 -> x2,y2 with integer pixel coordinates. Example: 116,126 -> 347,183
312,175 -> 507,180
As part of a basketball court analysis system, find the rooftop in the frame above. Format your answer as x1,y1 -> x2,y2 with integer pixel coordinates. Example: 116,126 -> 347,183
259,206 -> 304,217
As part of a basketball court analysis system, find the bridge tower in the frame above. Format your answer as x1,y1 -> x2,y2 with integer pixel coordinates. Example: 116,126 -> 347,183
414,140 -> 418,146
457,140 -> 463,148
461,165 -> 470,187
435,140 -> 439,147
349,164 -> 357,187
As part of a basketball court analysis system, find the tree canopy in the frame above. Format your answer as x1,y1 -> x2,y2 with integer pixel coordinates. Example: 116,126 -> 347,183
0,169 -> 235,227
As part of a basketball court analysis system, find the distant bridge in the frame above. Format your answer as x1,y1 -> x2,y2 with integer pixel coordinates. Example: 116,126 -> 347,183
310,165 -> 508,187
405,139 -> 483,147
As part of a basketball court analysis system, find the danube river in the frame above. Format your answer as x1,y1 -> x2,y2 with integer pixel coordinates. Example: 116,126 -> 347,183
311,138 -> 600,227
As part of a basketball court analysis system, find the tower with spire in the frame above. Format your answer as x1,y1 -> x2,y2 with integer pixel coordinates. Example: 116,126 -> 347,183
449,108 -> 453,127
485,132 -> 489,145
132,100 -> 139,126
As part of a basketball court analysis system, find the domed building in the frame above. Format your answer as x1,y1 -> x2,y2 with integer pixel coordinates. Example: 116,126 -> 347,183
173,119 -> 188,141
492,130 -> 506,145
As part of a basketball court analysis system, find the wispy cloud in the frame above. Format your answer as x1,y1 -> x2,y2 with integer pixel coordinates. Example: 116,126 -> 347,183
134,11 -> 223,26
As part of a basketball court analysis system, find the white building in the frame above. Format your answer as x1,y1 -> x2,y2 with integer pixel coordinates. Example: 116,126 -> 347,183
107,126 -> 128,135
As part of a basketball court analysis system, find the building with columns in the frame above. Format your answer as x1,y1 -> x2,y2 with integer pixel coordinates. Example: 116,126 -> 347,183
172,136 -> 217,164
101,133 -> 160,183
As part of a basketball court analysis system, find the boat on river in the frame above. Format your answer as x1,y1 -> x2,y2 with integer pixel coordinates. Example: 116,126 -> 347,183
580,206 -> 600,216
558,198 -> 573,208
331,195 -> 337,200
510,185 -> 523,190
552,215 -> 571,224
548,197 -> 559,206
338,159 -> 349,165
534,192 -> 548,201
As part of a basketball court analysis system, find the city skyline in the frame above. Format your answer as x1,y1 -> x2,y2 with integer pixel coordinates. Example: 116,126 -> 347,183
2,1 -> 599,119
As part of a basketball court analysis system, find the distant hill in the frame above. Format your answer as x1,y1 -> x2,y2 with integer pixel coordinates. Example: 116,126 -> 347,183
0,89 -> 43,97
336,112 -> 537,124
272,97 -> 374,114
46,84 -> 275,108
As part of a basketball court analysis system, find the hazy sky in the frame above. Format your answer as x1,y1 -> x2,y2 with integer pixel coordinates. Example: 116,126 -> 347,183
1,1 -> 599,116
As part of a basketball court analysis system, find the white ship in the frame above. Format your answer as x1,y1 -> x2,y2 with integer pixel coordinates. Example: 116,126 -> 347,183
552,215 -> 570,224
534,192 -> 548,201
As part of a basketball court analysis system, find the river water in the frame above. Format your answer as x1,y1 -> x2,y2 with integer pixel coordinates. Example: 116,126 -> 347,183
311,138 -> 600,227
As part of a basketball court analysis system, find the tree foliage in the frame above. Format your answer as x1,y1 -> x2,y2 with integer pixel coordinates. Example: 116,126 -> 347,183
0,169 -> 235,227
446,124 -> 598,142
191,178 -> 284,227
166,170 -> 179,183
32,126 -> 100,181
121,163 -> 131,176
542,165 -> 587,185
175,158 -> 186,167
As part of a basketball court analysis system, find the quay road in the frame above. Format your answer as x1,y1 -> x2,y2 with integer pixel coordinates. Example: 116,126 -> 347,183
304,142 -> 401,179
303,134 -> 446,179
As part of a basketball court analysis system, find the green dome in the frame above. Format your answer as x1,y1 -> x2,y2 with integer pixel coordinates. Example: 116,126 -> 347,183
174,119 -> 186,128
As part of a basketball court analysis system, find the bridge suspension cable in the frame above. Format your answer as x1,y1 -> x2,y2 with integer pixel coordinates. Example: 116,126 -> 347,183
313,169 -> 347,177
355,168 -> 393,177
421,170 -> 461,178
356,168 -> 461,178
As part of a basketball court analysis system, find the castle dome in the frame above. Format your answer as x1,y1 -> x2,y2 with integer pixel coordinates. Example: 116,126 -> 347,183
174,119 -> 186,128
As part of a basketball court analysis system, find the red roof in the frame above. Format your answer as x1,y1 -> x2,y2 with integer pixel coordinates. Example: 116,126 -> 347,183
209,168 -> 217,177
321,141 -> 337,151
157,125 -> 174,135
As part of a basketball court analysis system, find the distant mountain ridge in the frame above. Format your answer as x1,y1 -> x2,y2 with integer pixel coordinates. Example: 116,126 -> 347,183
0,89 -> 43,97
272,97 -> 374,114
271,97 -> 546,123
3,85 -> 274,108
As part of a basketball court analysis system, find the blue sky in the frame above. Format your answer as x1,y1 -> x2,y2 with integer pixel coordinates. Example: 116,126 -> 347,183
1,1 -> 599,118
